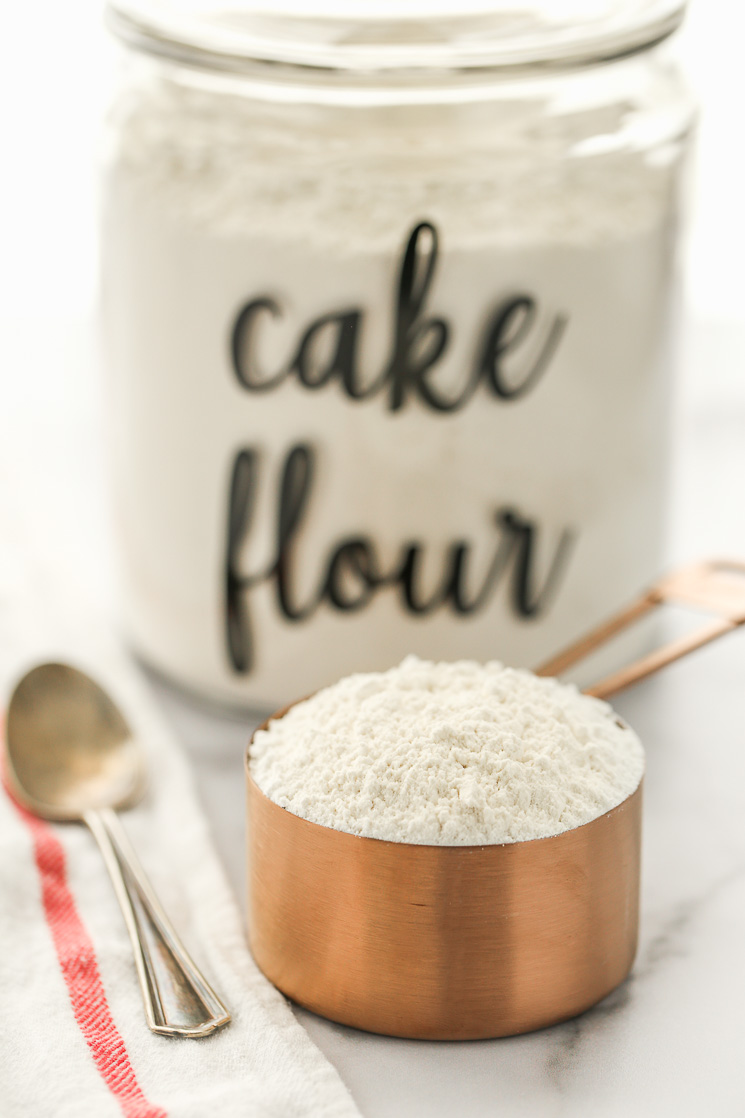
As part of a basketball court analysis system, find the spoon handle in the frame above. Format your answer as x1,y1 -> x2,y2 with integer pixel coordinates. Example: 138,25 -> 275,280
84,808 -> 231,1038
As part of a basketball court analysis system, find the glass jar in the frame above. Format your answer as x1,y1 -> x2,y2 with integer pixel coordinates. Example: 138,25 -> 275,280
102,0 -> 694,710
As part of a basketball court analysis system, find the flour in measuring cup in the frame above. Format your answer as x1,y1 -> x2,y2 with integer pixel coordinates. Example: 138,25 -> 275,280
249,656 -> 644,844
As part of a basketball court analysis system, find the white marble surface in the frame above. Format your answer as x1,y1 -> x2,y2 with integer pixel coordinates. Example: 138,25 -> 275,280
2,311 -> 745,1115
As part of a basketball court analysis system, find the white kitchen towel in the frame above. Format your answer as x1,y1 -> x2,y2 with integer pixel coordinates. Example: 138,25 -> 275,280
0,509 -> 360,1118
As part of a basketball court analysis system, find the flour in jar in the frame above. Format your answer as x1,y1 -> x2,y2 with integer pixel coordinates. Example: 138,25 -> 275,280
249,656 -> 644,844
103,60 -> 690,708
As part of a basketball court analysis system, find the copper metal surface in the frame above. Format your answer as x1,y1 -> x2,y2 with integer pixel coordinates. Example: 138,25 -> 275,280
246,773 -> 641,1039
536,559 -> 745,698
245,559 -> 744,1039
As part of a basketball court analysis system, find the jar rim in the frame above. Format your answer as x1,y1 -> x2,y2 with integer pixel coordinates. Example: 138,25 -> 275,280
106,0 -> 686,77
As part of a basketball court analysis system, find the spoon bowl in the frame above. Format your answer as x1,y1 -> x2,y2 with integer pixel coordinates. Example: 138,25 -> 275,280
6,663 -> 145,820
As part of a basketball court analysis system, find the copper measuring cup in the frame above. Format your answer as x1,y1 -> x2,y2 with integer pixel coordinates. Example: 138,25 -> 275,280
246,560 -> 745,1039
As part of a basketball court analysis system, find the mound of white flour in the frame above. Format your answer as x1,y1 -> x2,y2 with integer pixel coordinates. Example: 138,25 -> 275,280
249,656 -> 644,845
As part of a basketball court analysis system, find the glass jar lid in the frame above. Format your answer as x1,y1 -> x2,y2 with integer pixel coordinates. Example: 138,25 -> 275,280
107,0 -> 686,75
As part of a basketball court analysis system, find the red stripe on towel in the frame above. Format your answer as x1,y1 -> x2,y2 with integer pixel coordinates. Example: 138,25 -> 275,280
7,791 -> 166,1118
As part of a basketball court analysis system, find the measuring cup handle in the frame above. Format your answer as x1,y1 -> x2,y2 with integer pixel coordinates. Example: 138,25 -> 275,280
535,559 -> 745,699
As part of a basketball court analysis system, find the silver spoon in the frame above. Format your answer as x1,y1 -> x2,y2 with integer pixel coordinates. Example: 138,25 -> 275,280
5,662 -> 230,1038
